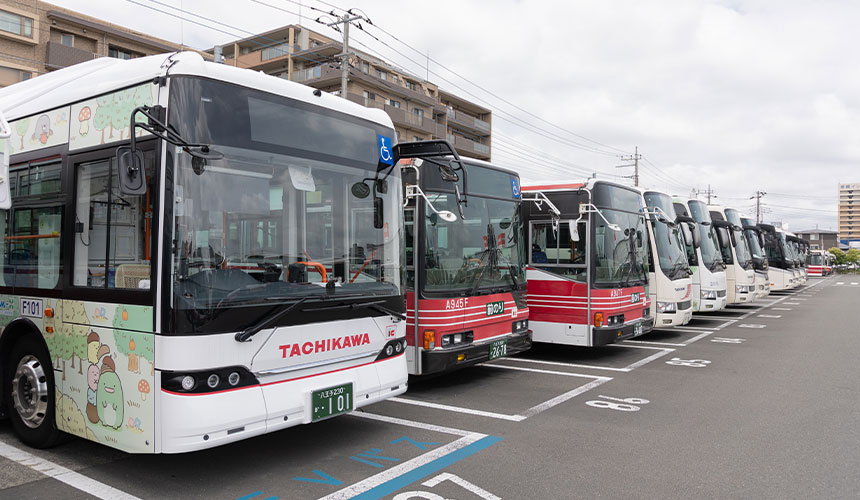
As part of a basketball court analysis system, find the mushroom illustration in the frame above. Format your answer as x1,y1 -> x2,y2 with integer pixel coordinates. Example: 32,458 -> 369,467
139,379 -> 150,401
78,106 -> 91,136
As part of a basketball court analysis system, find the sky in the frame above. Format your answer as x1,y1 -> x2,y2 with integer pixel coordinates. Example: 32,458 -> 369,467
47,0 -> 858,231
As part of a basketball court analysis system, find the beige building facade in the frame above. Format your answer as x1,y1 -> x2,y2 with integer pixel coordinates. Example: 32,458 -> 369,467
211,25 -> 492,161
838,182 -> 860,241
0,0 -> 180,88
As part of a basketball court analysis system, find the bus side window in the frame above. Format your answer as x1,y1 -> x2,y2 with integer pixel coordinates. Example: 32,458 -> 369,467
74,153 -> 153,290
2,161 -> 63,290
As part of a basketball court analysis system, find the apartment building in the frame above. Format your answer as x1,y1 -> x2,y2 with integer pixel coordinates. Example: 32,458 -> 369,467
0,0 -> 180,88
795,229 -> 838,251
838,182 -> 860,241
211,24 -> 492,161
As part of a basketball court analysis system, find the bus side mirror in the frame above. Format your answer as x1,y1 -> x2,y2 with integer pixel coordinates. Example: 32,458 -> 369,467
373,197 -> 384,229
569,221 -> 579,242
116,146 -> 147,195
690,223 -> 701,248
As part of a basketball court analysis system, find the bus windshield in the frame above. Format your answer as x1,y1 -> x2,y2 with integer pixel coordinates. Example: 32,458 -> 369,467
423,193 -> 524,293
592,183 -> 649,288
644,191 -> 689,280
777,232 -> 795,267
744,228 -> 765,261
725,209 -> 752,267
168,77 -> 402,320
688,200 -> 723,272
808,254 -> 823,266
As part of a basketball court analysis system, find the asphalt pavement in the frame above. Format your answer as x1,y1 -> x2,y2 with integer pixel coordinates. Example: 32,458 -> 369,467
1,275 -> 859,499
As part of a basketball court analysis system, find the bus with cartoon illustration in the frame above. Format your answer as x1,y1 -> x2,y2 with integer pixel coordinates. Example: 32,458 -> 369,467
399,148 -> 531,375
521,180 -> 654,346
0,52 -> 409,453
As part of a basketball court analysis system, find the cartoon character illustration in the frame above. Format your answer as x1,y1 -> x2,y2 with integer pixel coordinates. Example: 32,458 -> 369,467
93,306 -> 107,321
86,331 -> 111,423
126,417 -> 142,433
78,106 -> 91,136
86,363 -> 100,424
97,356 -> 124,429
32,114 -> 52,145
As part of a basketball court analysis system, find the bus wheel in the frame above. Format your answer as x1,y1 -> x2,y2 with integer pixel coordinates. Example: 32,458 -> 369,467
5,335 -> 62,448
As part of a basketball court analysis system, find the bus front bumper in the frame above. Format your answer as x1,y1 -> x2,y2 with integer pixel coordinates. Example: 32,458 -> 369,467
592,317 -> 654,346
420,330 -> 532,375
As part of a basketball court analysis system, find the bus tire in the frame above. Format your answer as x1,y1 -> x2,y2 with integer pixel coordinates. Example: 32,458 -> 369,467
5,335 -> 63,448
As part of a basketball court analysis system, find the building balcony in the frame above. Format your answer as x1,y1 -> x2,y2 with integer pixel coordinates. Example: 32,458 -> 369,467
446,108 -> 491,136
45,41 -> 95,70
447,134 -> 490,159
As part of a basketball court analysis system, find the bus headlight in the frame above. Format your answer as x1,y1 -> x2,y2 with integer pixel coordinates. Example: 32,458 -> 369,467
736,285 -> 749,293
164,367 -> 259,394
656,302 -> 676,313
701,290 -> 718,300
512,319 -> 529,333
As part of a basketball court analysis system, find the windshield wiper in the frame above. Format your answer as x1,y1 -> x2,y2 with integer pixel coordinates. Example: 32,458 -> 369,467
235,297 -> 309,342
302,298 -> 405,320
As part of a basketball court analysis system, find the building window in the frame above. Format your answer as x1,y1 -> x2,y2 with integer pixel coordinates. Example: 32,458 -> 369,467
385,98 -> 400,108
0,66 -> 31,87
810,234 -> 818,240
404,80 -> 416,91
360,61 -> 369,73
363,90 -> 376,106
375,69 -> 387,81
60,33 -> 74,47
413,136 -> 421,142
108,46 -> 134,60
413,108 -> 424,118
0,10 -> 33,38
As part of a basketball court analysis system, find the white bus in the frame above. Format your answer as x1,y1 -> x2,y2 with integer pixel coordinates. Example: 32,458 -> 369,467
673,197 -> 727,312
740,217 -> 770,299
708,206 -> 755,304
760,224 -> 798,290
641,189 -> 693,327
0,52 -> 408,453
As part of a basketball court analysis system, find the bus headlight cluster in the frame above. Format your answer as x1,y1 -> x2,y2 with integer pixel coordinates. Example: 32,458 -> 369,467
164,367 -> 259,395
440,332 -> 473,348
701,290 -> 718,300
606,314 -> 625,326
376,338 -> 409,361
656,302 -> 676,313
512,319 -> 529,333
736,285 -> 750,293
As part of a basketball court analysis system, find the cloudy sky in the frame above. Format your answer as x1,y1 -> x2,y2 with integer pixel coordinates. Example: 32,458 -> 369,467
50,0 -> 856,231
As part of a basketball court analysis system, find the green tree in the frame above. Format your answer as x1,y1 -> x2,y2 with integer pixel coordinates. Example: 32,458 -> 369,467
828,247 -> 846,265
846,248 -> 860,266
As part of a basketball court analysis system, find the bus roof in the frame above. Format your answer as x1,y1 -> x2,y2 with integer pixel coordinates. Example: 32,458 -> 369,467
0,51 -> 393,129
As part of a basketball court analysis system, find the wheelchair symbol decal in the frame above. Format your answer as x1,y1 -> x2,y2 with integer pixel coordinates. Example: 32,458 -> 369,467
510,178 -> 521,199
378,135 -> 394,165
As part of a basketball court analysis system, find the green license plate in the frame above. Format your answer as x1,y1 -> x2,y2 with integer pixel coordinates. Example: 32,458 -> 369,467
489,339 -> 508,360
311,383 -> 353,422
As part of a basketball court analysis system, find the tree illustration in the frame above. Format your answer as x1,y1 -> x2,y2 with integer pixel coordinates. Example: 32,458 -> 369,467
14,118 -> 29,150
111,88 -> 135,141
114,308 -> 154,375
93,94 -> 114,144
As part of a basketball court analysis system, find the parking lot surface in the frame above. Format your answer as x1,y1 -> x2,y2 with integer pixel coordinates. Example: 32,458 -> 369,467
2,276 -> 859,499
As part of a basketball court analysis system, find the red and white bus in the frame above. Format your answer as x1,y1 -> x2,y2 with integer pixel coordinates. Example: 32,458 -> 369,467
521,180 -> 653,346
398,145 -> 531,375
807,250 -> 830,277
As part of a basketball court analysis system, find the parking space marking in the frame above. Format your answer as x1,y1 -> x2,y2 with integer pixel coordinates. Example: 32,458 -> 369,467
389,366 -> 611,423
387,397 -> 526,422
504,345 -> 674,373
627,330 -> 715,347
758,314 -> 782,319
320,433 -> 502,500
0,440 -> 140,500
771,307 -> 792,311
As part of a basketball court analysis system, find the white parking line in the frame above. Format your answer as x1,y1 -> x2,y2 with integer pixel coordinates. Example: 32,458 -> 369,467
0,441 -> 141,500
389,367 -> 611,423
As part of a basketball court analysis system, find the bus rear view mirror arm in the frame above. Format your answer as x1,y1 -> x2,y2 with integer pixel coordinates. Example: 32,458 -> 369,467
578,203 -> 621,232
404,184 -> 457,222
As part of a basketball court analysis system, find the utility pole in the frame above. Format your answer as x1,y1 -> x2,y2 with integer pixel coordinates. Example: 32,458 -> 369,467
751,190 -> 767,224
616,146 -> 641,187
697,184 -> 716,204
322,12 -> 364,98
